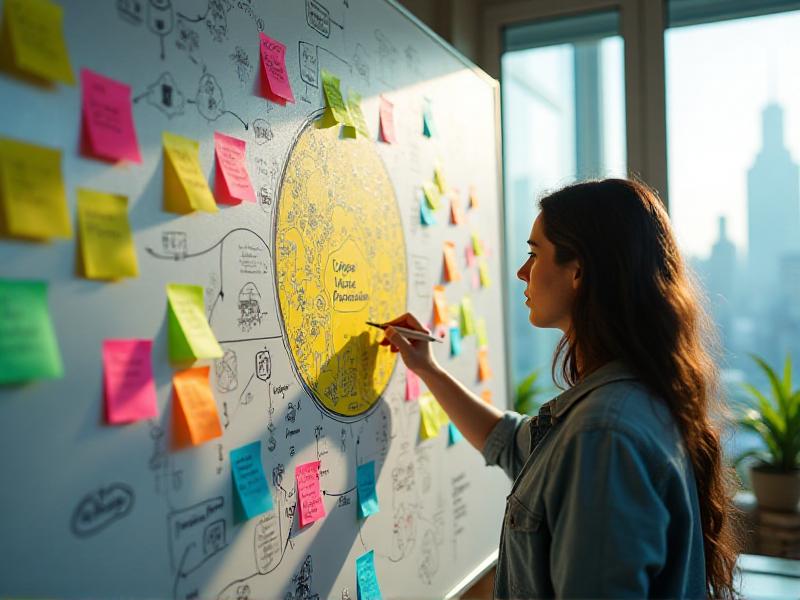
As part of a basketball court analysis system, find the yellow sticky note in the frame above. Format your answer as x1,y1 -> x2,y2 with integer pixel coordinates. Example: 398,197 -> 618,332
167,283 -> 223,362
422,182 -> 440,210
471,232 -> 483,256
434,164 -> 447,195
77,188 -> 138,280
479,260 -> 491,288
172,366 -> 222,446
162,132 -> 218,214
0,0 -> 74,84
419,392 -> 446,440
0,137 -> 71,240
347,90 -> 370,138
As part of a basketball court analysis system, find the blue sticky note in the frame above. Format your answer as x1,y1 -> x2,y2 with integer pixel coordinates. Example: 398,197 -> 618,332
448,422 -> 464,445
356,549 -> 382,600
230,441 -> 273,520
420,196 -> 436,225
449,324 -> 462,357
422,98 -> 435,137
357,460 -> 379,518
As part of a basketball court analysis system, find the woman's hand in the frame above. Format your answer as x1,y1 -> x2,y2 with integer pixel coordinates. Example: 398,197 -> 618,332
379,312 -> 441,376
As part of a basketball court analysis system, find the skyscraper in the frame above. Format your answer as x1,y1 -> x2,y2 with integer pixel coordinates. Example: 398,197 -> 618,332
746,103 -> 800,310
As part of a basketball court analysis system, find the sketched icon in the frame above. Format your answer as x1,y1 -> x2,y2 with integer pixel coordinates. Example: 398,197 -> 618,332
238,282 -> 263,332
139,72 -> 186,119
255,350 -> 271,381
214,349 -> 238,392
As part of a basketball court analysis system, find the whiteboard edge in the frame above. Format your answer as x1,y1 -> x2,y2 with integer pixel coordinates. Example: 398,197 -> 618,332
444,549 -> 499,599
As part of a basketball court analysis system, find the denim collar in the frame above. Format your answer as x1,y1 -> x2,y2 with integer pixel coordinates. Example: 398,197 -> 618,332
549,359 -> 639,420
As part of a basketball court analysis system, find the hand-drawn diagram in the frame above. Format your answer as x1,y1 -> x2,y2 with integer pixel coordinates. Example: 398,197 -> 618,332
134,70 -> 247,129
275,112 -> 407,420
238,282 -> 265,332
374,29 -> 398,83
215,349 -> 239,392
306,0 -> 343,38
286,555 -> 319,600
298,41 -> 319,102
70,483 -> 135,538
117,0 -> 175,59
230,45 -> 254,85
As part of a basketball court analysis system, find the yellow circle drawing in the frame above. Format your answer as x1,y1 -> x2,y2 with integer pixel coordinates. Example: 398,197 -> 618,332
275,115 -> 407,419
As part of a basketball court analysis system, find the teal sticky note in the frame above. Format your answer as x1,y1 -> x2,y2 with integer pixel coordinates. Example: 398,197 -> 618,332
449,324 -> 462,357
420,196 -> 436,225
0,279 -> 63,384
357,460 -> 379,518
448,422 -> 464,445
422,98 -> 435,137
231,441 -> 273,520
356,549 -> 382,600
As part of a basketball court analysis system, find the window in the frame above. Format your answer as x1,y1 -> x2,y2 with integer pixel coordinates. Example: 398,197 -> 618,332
500,11 -> 626,404
665,6 -> 800,455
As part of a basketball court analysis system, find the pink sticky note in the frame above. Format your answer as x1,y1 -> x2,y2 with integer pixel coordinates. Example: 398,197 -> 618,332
379,95 -> 397,143
259,33 -> 294,103
471,269 -> 481,290
465,245 -> 476,267
80,69 -> 141,163
296,460 -> 326,527
103,339 -> 158,424
214,132 -> 256,204
405,370 -> 420,402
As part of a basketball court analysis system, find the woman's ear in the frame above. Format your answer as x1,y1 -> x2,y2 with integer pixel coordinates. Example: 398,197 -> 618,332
571,262 -> 582,290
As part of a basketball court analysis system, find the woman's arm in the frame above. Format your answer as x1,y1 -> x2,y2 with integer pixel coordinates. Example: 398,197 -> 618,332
381,313 -> 504,452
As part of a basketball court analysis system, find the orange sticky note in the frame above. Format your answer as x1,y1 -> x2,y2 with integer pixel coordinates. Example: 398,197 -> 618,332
103,339 -> 158,424
480,389 -> 493,404
478,348 -> 492,382
379,95 -> 397,143
80,69 -> 141,163
449,192 -> 464,225
432,285 -> 449,326
0,0 -> 74,84
172,366 -> 222,447
443,241 -> 461,282
296,460 -> 326,527
259,33 -> 294,103
214,132 -> 255,205
469,185 -> 479,209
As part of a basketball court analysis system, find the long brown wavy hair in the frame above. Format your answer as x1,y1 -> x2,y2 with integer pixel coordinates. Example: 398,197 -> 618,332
538,178 -> 741,598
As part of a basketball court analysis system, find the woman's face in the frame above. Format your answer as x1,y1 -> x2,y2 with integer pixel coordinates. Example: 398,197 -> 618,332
516,214 -> 581,332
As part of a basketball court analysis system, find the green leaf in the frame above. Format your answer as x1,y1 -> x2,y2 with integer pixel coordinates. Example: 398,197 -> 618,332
750,353 -> 791,418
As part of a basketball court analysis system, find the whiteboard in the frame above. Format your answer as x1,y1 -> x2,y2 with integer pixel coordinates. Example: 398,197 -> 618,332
0,1 -> 509,598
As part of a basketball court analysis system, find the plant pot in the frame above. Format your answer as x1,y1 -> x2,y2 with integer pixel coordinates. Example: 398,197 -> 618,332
750,465 -> 800,512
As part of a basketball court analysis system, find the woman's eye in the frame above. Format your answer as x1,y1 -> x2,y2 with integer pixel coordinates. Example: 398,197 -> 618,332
527,252 -> 536,258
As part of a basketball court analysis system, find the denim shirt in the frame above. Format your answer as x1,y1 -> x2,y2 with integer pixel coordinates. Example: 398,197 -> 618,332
482,360 -> 706,599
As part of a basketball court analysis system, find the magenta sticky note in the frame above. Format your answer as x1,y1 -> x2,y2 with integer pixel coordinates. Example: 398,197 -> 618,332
214,132 -> 256,205
405,369 -> 420,402
379,95 -> 397,143
465,245 -> 476,268
102,339 -> 158,424
259,33 -> 295,103
295,460 -> 326,527
80,68 -> 141,163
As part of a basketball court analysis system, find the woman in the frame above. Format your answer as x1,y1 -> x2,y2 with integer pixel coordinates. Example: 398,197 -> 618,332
382,179 -> 740,599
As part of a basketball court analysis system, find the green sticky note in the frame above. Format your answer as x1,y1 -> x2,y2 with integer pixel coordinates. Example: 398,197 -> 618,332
460,297 -> 476,337
347,90 -> 370,138
320,69 -> 352,126
0,279 -> 63,383
422,182 -> 440,210
166,283 -> 223,363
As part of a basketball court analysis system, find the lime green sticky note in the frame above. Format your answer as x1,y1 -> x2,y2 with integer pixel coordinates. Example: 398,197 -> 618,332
167,283 -> 223,362
476,317 -> 489,348
418,392 -> 441,440
460,297 -> 476,337
422,182 -> 440,210
0,279 -> 63,383
347,90 -> 370,138
434,164 -> 447,195
320,69 -> 352,126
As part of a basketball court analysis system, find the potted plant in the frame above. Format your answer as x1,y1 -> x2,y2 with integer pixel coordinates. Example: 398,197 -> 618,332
734,353 -> 800,512
514,368 -> 552,416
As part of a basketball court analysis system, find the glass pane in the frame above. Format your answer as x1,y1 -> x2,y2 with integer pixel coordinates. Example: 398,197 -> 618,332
501,14 -> 626,411
666,9 -> 800,460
